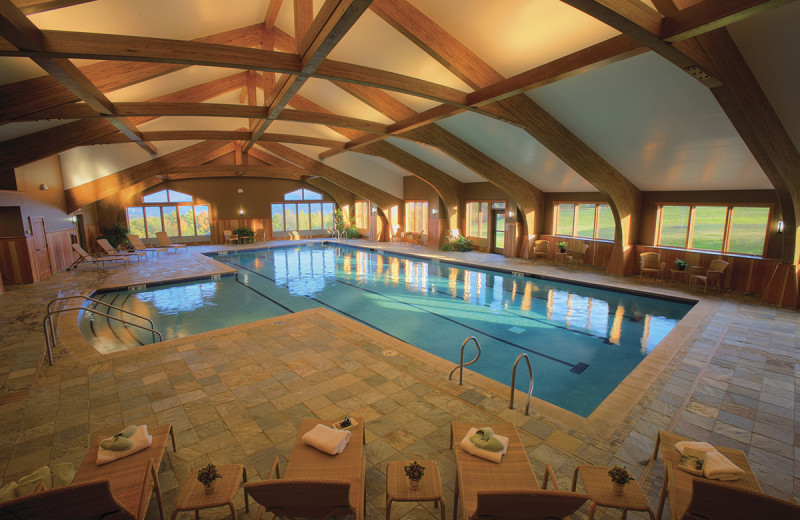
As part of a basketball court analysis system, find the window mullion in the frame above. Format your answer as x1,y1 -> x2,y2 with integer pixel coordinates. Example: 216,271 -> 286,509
722,206 -> 733,252
686,206 -> 696,249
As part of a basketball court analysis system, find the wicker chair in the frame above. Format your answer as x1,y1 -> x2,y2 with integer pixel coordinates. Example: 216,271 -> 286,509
0,480 -> 135,520
567,243 -> 589,269
639,252 -> 665,283
532,239 -> 550,263
689,259 -> 729,294
680,478 -> 800,520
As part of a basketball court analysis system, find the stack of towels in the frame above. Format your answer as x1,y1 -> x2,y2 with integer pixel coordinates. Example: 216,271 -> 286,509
675,441 -> 744,481
460,427 -> 509,464
302,424 -> 351,455
96,425 -> 153,466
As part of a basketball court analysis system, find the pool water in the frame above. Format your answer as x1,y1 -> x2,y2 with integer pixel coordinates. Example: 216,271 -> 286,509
83,244 -> 693,416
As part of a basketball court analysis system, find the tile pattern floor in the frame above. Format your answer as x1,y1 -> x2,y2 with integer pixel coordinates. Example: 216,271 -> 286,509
0,239 -> 797,519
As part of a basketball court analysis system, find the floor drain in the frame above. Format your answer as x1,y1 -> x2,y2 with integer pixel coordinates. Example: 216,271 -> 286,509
383,349 -> 398,357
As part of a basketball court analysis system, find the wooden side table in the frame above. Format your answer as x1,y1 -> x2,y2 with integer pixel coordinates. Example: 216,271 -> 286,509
171,464 -> 248,519
553,251 -> 568,265
571,465 -> 655,520
667,268 -> 689,286
386,460 -> 445,520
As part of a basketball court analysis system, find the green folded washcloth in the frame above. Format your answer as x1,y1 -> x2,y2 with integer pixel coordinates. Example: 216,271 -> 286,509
99,425 -> 138,451
470,427 -> 504,452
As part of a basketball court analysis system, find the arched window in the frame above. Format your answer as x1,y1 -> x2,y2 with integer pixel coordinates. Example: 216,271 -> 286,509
271,188 -> 334,233
126,189 -> 210,238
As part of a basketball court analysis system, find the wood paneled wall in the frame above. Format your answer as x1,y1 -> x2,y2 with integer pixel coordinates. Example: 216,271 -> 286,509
214,218 -> 271,243
46,227 -> 76,274
0,236 -> 34,284
536,236 -> 615,268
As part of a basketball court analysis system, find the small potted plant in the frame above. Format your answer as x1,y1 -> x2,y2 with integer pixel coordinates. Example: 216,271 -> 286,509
674,259 -> 688,271
608,465 -> 632,496
404,460 -> 425,490
557,242 -> 568,253
197,463 -> 222,495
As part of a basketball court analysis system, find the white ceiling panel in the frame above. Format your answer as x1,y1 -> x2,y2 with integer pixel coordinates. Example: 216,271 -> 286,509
386,137 -> 483,183
295,78 -> 394,124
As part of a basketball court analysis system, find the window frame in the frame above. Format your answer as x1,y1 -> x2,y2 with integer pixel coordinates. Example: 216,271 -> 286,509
553,202 -> 615,241
270,189 -> 335,235
126,189 -> 209,238
404,200 -> 429,234
655,203 -> 773,256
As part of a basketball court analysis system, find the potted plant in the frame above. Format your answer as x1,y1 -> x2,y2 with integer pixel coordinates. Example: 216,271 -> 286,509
404,460 -> 425,490
233,226 -> 255,243
100,223 -> 130,249
674,258 -> 688,271
557,241 -> 568,253
608,465 -> 632,496
197,463 -> 222,495
439,233 -> 472,252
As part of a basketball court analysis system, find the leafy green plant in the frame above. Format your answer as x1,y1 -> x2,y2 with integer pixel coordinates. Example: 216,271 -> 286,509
197,463 -> 222,486
674,258 -> 689,271
404,460 -> 425,481
100,223 -> 130,249
440,234 -> 472,252
233,226 -> 255,242
608,465 -> 632,485
557,241 -> 568,252
333,208 -> 360,238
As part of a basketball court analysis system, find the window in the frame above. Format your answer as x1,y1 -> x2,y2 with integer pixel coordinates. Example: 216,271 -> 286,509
126,189 -> 209,238
656,204 -> 770,255
405,201 -> 428,233
270,189 -> 334,234
554,202 -> 614,240
388,206 -> 399,228
466,202 -> 489,238
355,201 -> 370,229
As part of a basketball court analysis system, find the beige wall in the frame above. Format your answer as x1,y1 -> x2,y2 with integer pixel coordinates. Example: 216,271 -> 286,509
3,156 -> 72,236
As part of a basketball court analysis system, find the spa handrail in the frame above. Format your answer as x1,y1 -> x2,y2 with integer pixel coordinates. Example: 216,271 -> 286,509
42,297 -> 162,366
448,336 -> 481,385
509,353 -> 534,415
46,295 -> 156,330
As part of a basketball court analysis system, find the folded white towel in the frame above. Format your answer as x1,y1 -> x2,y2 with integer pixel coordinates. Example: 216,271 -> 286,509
460,427 -> 509,464
97,425 -> 152,466
675,441 -> 744,481
302,424 -> 351,455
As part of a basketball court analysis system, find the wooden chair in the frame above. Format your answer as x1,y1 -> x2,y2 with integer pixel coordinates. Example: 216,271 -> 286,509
69,243 -> 129,270
223,229 -> 239,245
689,259 -> 729,294
451,421 -> 586,520
128,235 -> 168,258
97,238 -> 146,263
155,231 -> 187,253
639,252 -> 665,283
0,480 -> 135,520
680,478 -> 800,520
244,418 -> 366,520
567,243 -> 589,269
532,239 -> 550,263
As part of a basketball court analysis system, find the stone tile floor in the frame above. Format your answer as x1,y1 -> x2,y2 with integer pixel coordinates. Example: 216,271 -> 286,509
0,239 -> 797,519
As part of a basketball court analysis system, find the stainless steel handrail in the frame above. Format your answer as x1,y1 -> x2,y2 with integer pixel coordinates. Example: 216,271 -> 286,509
509,353 -> 534,415
42,297 -> 162,366
448,336 -> 482,385
46,295 -> 156,331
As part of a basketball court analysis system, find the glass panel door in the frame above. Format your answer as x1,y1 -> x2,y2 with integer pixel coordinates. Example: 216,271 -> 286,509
492,210 -> 505,254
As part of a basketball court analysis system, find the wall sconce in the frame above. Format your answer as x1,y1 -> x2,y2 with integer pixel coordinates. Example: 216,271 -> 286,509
371,206 -> 377,215
777,220 -> 784,233
239,208 -> 244,215
508,210 -> 514,218
431,208 -> 438,216
70,215 -> 77,224
39,183 -> 49,191
237,188 -> 244,194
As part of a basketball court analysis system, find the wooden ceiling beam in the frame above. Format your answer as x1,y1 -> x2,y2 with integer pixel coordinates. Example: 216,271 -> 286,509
13,0 -> 97,15
0,24 -> 262,123
244,0 -> 373,151
0,0 -> 156,154
663,0 -> 794,42
165,164 -> 305,179
88,131 -> 346,149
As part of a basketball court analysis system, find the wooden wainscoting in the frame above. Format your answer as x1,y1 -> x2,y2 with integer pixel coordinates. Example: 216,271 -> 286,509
213,218 -> 270,244
0,236 -> 35,285
537,236 -> 615,268
46,227 -> 77,274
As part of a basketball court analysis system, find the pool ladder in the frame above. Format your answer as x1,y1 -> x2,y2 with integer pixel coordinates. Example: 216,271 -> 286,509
449,336 -> 534,415
42,296 -> 163,366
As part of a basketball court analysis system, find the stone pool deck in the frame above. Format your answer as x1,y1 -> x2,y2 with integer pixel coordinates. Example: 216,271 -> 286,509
0,239 -> 797,519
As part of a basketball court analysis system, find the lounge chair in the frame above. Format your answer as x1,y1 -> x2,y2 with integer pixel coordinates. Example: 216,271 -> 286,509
450,421 -> 587,520
155,231 -> 187,253
532,239 -> 549,263
97,238 -> 146,263
0,479 -> 135,520
129,235 -> 168,258
245,417 -> 366,520
689,259 -> 729,294
640,252 -> 665,283
68,243 -> 129,270
679,478 -> 800,520
70,424 -> 176,520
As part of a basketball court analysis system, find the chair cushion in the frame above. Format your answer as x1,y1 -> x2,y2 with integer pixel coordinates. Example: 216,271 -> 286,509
0,481 -> 18,502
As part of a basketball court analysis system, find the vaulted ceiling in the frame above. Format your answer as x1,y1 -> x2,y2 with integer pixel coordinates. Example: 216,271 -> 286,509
1,0 -> 799,235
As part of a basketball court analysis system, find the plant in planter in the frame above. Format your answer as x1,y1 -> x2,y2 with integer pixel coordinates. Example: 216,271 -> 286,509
674,258 -> 689,271
404,460 -> 425,490
440,233 -> 472,252
608,465 -> 632,496
557,241 -> 568,253
233,226 -> 255,243
100,223 -> 130,249
197,463 -> 222,495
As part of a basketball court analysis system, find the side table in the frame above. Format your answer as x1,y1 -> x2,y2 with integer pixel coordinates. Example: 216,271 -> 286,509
667,268 -> 689,286
553,251 -> 568,265
171,464 -> 248,519
386,460 -> 445,520
571,465 -> 655,520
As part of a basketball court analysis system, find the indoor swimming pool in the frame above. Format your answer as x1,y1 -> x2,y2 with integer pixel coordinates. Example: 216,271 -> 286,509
81,243 -> 694,416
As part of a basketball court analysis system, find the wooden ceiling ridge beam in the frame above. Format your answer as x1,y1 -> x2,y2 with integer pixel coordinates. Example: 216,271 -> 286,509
0,24 -> 263,123
0,0 -> 156,154
13,0 -> 97,15
662,0 -> 795,42
244,0 -> 374,152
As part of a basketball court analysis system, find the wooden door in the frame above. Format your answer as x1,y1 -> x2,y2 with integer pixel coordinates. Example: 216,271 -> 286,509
30,216 -> 52,280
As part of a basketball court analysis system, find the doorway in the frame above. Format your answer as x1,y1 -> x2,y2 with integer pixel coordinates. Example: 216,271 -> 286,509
76,214 -> 87,250
490,202 -> 506,254
30,216 -> 52,280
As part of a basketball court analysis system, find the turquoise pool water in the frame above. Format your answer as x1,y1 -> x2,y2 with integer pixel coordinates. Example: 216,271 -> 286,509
83,244 -> 693,416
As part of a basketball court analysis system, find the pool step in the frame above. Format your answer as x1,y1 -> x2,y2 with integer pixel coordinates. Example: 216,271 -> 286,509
79,295 -> 159,353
